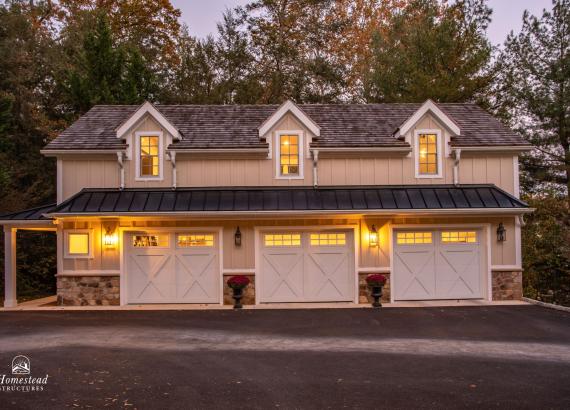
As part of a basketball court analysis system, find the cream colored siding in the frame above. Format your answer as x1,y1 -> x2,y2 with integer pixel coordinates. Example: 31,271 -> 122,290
61,156 -> 119,200
58,215 -> 516,275
459,155 -> 516,195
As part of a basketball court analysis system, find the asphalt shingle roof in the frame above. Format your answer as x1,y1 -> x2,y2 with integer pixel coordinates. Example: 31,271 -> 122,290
43,103 -> 527,151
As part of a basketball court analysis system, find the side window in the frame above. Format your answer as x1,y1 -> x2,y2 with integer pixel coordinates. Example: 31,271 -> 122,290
415,130 -> 442,178
64,229 -> 93,258
276,132 -> 303,179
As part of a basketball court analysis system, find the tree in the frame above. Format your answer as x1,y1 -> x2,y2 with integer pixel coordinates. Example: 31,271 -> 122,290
364,0 -> 493,103
495,0 -> 570,197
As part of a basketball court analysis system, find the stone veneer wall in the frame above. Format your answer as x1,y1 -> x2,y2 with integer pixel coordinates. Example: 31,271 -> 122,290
492,271 -> 523,301
57,276 -> 120,306
359,273 -> 391,304
223,275 -> 256,305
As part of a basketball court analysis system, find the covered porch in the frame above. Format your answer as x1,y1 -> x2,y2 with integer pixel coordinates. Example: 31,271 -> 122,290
1,204 -> 57,307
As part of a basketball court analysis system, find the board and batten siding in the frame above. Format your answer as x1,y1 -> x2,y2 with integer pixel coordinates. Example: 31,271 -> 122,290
61,156 -> 119,201
58,216 -> 517,275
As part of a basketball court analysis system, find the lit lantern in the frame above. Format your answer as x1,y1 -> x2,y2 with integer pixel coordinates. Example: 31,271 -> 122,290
235,226 -> 242,247
496,222 -> 506,242
369,224 -> 379,247
104,226 -> 118,248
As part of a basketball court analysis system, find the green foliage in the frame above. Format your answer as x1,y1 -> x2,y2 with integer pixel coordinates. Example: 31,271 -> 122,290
364,0 -> 493,103
522,195 -> 570,305
495,0 -> 570,196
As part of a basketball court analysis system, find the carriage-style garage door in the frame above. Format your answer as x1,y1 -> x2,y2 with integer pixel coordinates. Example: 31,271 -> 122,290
393,229 -> 485,301
259,230 -> 355,303
125,232 -> 220,304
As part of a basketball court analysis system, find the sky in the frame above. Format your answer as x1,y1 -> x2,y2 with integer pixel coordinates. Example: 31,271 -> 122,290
171,0 -> 554,45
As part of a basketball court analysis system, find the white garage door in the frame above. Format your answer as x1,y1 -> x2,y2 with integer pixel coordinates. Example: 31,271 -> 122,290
393,229 -> 485,301
259,230 -> 354,303
126,232 -> 220,304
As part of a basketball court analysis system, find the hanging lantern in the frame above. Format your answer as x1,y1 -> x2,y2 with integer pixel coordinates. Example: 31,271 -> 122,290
235,226 -> 242,247
369,224 -> 379,247
104,226 -> 118,248
497,222 -> 506,242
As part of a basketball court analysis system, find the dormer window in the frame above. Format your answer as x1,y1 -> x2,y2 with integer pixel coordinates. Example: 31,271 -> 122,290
415,129 -> 442,178
135,131 -> 163,180
276,131 -> 304,179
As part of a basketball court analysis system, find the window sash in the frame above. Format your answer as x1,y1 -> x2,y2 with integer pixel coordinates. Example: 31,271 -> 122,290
418,133 -> 438,175
139,136 -> 160,177
280,135 -> 300,176
396,232 -> 433,245
264,233 -> 301,247
441,231 -> 478,243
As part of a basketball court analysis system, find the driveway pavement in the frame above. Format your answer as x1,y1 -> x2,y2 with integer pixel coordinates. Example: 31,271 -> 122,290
0,305 -> 568,409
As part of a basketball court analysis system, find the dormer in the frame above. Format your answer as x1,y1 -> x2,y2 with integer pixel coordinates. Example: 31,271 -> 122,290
258,100 -> 320,180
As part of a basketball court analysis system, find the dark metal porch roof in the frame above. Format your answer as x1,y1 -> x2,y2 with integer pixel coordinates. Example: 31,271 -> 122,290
44,185 -> 528,216
0,203 -> 57,221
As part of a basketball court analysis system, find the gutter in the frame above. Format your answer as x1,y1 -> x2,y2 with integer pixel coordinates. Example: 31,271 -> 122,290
311,146 -> 411,153
452,148 -> 461,186
167,151 -> 177,189
456,145 -> 533,153
116,152 -> 125,190
169,148 -> 269,154
41,149 -> 125,157
46,207 -> 535,219
312,149 -> 319,187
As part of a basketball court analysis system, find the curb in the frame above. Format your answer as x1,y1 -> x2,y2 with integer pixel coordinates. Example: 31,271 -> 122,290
522,297 -> 570,313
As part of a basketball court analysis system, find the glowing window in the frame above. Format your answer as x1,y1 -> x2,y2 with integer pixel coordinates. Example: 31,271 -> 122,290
310,233 -> 346,246
132,235 -> 168,247
396,232 -> 433,245
68,233 -> 90,255
280,135 -> 299,176
140,136 -> 160,177
418,133 -> 438,175
441,231 -> 477,243
264,233 -> 301,247
177,234 -> 214,247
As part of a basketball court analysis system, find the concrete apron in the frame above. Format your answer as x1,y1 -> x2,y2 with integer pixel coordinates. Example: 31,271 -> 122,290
1,296 -> 529,311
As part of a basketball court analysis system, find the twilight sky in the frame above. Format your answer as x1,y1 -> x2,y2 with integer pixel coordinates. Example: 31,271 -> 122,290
171,0 -> 553,45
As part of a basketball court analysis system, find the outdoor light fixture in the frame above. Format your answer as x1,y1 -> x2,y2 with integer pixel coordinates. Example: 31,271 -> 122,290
104,226 -> 118,248
235,226 -> 242,247
369,224 -> 379,247
497,222 -> 506,242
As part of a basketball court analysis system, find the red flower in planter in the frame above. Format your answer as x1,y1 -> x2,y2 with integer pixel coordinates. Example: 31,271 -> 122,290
227,275 -> 250,290
366,274 -> 387,287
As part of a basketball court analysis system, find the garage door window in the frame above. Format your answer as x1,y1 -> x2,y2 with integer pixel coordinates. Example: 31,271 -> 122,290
264,233 -> 301,247
132,235 -> 168,248
310,233 -> 346,246
396,232 -> 432,245
177,234 -> 214,247
441,231 -> 477,243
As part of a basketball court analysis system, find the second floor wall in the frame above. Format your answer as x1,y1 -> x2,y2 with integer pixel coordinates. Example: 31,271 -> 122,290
57,111 -> 520,202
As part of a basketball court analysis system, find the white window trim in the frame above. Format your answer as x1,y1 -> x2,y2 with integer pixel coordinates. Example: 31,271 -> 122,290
275,130 -> 304,180
64,229 -> 94,259
414,129 -> 443,179
135,131 -> 164,181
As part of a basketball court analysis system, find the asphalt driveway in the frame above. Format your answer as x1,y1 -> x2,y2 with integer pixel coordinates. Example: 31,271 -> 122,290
0,306 -> 569,409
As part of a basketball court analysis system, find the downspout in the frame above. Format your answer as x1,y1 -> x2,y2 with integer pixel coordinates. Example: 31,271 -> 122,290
452,148 -> 461,186
168,151 -> 177,189
117,151 -> 125,190
312,149 -> 319,188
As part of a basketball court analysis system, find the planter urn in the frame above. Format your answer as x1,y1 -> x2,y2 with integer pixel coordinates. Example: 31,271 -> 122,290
365,274 -> 387,308
227,275 -> 250,309
232,287 -> 244,309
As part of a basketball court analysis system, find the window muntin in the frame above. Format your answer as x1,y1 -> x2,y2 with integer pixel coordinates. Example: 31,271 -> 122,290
279,134 -> 299,176
264,233 -> 301,247
139,136 -> 160,177
396,232 -> 433,245
177,234 -> 214,247
68,233 -> 90,255
132,234 -> 168,248
418,133 -> 438,175
310,233 -> 346,246
441,231 -> 477,243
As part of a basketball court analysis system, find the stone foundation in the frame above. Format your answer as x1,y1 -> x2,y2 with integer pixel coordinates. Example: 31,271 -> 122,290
359,273 -> 391,304
57,276 -> 120,306
223,274 -> 256,305
492,271 -> 523,301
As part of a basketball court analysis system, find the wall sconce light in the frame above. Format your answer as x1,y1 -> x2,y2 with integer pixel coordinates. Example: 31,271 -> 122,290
497,222 -> 506,242
369,224 -> 379,247
104,226 -> 118,248
235,226 -> 242,247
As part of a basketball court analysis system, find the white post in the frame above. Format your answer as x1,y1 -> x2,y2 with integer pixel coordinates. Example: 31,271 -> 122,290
4,226 -> 17,307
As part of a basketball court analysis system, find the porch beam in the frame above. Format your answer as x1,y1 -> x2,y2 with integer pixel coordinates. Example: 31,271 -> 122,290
4,226 -> 17,308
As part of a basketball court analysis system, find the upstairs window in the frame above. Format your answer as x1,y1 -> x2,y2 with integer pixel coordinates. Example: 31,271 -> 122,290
275,131 -> 303,179
140,136 -> 160,177
415,130 -> 442,178
136,132 -> 163,180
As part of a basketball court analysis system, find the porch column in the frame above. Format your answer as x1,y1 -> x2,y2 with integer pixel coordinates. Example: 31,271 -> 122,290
4,226 -> 17,307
